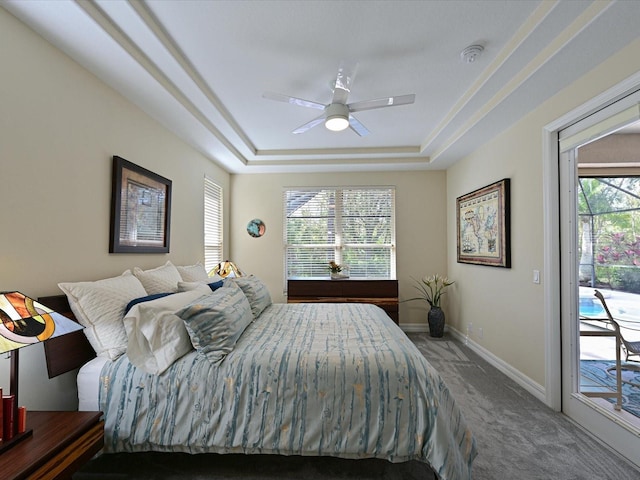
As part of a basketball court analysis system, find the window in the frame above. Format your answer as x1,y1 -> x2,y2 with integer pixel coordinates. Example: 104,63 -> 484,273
577,175 -> 640,293
204,177 -> 223,272
284,187 -> 396,279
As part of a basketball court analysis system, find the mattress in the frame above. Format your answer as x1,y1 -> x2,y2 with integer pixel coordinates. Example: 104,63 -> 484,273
78,355 -> 107,411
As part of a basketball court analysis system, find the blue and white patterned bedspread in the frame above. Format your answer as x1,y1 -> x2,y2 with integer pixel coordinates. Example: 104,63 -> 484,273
99,303 -> 476,480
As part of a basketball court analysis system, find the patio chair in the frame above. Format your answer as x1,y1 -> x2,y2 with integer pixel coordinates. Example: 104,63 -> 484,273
594,290 -> 640,363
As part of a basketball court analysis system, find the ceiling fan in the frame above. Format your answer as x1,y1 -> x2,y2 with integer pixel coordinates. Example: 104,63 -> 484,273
263,63 -> 415,136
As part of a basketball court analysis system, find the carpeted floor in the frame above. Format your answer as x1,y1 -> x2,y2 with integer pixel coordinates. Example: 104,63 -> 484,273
580,359 -> 640,417
410,336 -> 640,480
74,333 -> 640,480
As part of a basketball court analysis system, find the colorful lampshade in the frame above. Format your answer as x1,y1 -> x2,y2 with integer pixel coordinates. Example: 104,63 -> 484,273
209,260 -> 244,278
0,291 -> 83,451
0,292 -> 82,354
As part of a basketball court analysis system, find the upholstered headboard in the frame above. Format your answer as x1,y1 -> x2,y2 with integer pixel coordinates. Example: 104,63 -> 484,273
38,294 -> 96,378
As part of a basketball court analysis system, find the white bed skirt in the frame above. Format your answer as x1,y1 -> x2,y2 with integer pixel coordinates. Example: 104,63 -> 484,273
78,355 -> 107,411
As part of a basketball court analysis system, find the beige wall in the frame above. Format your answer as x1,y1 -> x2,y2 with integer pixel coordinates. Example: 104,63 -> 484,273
5,2 -> 640,413
229,171 -> 448,325
0,9 -> 230,410
447,37 -> 640,387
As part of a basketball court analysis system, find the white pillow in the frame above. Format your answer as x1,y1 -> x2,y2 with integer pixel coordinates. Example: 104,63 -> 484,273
124,285 -> 211,375
176,263 -> 209,282
177,281 -> 204,292
177,278 -> 225,293
59,271 -> 147,360
133,261 -> 182,294
208,273 -> 224,283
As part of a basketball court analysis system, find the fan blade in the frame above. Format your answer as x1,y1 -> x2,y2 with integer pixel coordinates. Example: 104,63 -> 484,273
263,92 -> 326,110
348,114 -> 370,137
292,114 -> 326,134
348,94 -> 415,112
331,62 -> 358,105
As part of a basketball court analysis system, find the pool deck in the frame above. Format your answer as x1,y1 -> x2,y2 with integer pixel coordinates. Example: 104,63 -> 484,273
580,287 -> 640,361
579,287 -> 640,425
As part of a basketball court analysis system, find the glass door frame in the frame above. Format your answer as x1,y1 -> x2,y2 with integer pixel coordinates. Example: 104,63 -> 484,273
543,82 -> 640,469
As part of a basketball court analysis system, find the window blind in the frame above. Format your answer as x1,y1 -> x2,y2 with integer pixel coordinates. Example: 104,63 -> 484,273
284,187 -> 396,279
204,177 -> 223,272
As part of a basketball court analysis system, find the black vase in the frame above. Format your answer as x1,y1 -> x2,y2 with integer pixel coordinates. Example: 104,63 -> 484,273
428,306 -> 445,338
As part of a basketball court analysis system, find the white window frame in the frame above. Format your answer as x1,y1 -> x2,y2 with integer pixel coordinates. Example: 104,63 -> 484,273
283,186 -> 396,281
204,177 -> 223,272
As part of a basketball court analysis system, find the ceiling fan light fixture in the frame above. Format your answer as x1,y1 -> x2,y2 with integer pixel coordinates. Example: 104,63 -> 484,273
324,103 -> 350,131
325,115 -> 349,131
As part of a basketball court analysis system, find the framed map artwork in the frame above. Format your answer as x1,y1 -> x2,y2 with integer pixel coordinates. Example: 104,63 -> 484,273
456,178 -> 510,268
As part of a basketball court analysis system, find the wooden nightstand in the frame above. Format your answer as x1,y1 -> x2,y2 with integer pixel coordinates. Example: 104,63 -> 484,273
0,411 -> 103,480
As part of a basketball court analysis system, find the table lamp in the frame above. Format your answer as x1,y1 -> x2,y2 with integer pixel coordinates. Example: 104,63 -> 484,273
209,260 -> 244,278
0,291 -> 83,452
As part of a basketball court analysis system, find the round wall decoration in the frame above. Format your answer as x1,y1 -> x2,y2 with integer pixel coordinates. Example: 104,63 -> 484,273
247,218 -> 266,237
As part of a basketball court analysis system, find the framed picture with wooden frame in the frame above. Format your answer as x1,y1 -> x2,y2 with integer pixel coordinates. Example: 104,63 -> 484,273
109,155 -> 172,253
456,178 -> 511,268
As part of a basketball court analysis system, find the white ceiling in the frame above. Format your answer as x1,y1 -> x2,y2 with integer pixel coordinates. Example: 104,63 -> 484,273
4,0 -> 640,174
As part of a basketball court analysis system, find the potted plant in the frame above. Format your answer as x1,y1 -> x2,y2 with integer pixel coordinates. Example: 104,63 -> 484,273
329,261 -> 349,279
406,274 -> 454,337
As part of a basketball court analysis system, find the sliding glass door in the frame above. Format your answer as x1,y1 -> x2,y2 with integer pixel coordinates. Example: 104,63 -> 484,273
558,92 -> 640,466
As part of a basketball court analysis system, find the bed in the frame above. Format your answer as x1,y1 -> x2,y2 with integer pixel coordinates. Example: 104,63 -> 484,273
45,263 -> 477,480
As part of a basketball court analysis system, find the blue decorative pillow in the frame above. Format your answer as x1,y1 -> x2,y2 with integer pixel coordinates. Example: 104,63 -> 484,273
232,275 -> 272,318
208,280 -> 224,291
177,286 -> 253,365
125,292 -> 173,314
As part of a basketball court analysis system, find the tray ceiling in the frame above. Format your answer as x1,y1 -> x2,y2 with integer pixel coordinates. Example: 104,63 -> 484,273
4,0 -> 640,173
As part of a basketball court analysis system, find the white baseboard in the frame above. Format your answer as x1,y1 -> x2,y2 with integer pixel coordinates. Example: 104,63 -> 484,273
447,327 -> 547,403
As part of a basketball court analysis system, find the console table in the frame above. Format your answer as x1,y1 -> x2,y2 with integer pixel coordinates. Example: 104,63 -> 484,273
287,279 -> 399,324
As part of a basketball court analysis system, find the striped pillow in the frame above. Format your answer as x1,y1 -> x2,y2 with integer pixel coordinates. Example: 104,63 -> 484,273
177,286 -> 253,365
232,275 -> 272,318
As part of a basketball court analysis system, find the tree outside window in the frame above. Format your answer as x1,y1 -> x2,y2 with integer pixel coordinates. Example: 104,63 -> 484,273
578,177 -> 640,293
